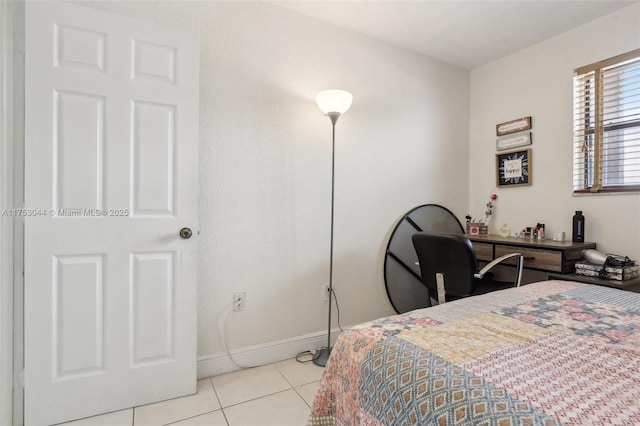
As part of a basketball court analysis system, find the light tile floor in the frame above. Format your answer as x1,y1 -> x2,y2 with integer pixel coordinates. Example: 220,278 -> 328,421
58,358 -> 323,426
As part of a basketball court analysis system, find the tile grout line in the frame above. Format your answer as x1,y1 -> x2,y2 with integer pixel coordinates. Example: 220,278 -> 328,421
59,361 -> 320,426
292,385 -> 314,410
161,408 -> 223,426
220,388 -> 293,410
273,359 -> 323,410
208,376 -> 231,426
140,377 -> 227,426
273,361 -> 296,388
274,359 -> 324,389
212,362 -> 294,410
207,376 -> 225,412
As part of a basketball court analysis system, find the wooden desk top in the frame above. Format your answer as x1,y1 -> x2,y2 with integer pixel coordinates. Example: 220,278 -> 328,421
466,234 -> 596,251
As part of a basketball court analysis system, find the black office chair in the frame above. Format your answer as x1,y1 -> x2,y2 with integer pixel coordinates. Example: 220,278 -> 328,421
411,232 -> 524,305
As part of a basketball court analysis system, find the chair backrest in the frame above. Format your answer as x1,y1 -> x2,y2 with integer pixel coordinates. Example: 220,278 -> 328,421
411,232 -> 478,302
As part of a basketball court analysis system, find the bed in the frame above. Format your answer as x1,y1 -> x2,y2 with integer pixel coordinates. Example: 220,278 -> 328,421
308,280 -> 640,425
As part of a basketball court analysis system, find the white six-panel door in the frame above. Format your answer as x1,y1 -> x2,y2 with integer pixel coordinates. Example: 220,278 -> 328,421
24,2 -> 199,424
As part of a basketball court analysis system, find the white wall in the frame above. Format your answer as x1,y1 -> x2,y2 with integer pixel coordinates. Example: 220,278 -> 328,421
78,1 -> 469,361
470,3 -> 640,265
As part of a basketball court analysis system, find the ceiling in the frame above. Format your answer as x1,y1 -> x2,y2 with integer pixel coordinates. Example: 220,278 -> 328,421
272,0 -> 637,69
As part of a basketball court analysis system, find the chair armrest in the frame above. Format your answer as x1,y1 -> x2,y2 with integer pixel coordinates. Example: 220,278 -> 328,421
474,253 -> 524,287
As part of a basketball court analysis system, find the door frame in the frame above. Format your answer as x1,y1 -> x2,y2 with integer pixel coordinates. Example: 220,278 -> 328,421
1,0 -> 25,425
0,0 -> 12,422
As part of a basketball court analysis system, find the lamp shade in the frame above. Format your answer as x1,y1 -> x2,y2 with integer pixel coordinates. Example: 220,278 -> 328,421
316,90 -> 353,115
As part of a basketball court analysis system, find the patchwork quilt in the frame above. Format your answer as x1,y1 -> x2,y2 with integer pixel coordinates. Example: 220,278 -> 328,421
307,280 -> 640,425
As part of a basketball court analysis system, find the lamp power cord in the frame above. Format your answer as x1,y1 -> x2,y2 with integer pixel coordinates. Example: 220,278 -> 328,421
297,287 -> 345,363
218,288 -> 345,368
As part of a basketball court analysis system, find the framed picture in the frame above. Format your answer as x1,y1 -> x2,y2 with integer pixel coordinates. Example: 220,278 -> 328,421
496,132 -> 532,151
496,148 -> 532,187
496,116 -> 532,136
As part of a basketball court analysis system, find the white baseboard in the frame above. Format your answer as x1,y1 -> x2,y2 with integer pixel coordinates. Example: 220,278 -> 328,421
197,329 -> 342,378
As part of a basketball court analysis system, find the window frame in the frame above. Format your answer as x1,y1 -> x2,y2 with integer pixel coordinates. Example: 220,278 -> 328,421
573,48 -> 640,194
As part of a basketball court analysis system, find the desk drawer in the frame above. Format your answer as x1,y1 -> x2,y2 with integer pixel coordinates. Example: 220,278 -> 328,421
473,242 -> 493,261
495,245 -> 563,272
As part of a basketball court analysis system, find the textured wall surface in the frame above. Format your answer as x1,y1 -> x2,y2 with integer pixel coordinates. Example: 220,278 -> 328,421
79,1 -> 470,358
470,3 -> 640,263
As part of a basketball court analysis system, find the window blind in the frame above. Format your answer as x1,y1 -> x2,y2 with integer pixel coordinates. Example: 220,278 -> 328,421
573,48 -> 640,193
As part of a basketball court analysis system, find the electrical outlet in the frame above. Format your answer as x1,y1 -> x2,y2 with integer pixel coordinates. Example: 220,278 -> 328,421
323,284 -> 330,301
233,292 -> 246,311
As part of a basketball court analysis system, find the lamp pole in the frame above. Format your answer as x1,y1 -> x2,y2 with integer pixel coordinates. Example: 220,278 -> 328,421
313,91 -> 352,367
328,110 -> 340,346
313,113 -> 340,367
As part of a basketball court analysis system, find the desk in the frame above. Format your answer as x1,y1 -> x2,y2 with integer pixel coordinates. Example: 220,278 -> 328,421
467,234 -> 596,274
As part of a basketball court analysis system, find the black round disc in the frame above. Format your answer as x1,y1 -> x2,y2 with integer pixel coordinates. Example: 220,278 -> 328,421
384,204 -> 464,313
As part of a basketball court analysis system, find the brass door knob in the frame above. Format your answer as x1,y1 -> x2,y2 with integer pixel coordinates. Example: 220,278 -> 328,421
179,227 -> 193,239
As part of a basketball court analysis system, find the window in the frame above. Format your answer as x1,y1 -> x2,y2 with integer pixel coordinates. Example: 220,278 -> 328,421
573,48 -> 640,193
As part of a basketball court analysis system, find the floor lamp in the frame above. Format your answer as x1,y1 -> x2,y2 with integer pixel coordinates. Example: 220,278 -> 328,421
313,89 -> 353,367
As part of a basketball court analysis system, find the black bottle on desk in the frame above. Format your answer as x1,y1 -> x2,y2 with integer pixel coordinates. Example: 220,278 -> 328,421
572,211 -> 585,242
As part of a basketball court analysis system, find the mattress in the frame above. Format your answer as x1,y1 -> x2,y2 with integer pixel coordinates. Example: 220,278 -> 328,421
308,280 -> 640,425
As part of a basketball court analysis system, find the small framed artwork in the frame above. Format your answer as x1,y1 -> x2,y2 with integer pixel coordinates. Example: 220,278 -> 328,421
496,132 -> 532,151
496,116 -> 532,136
496,148 -> 532,187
